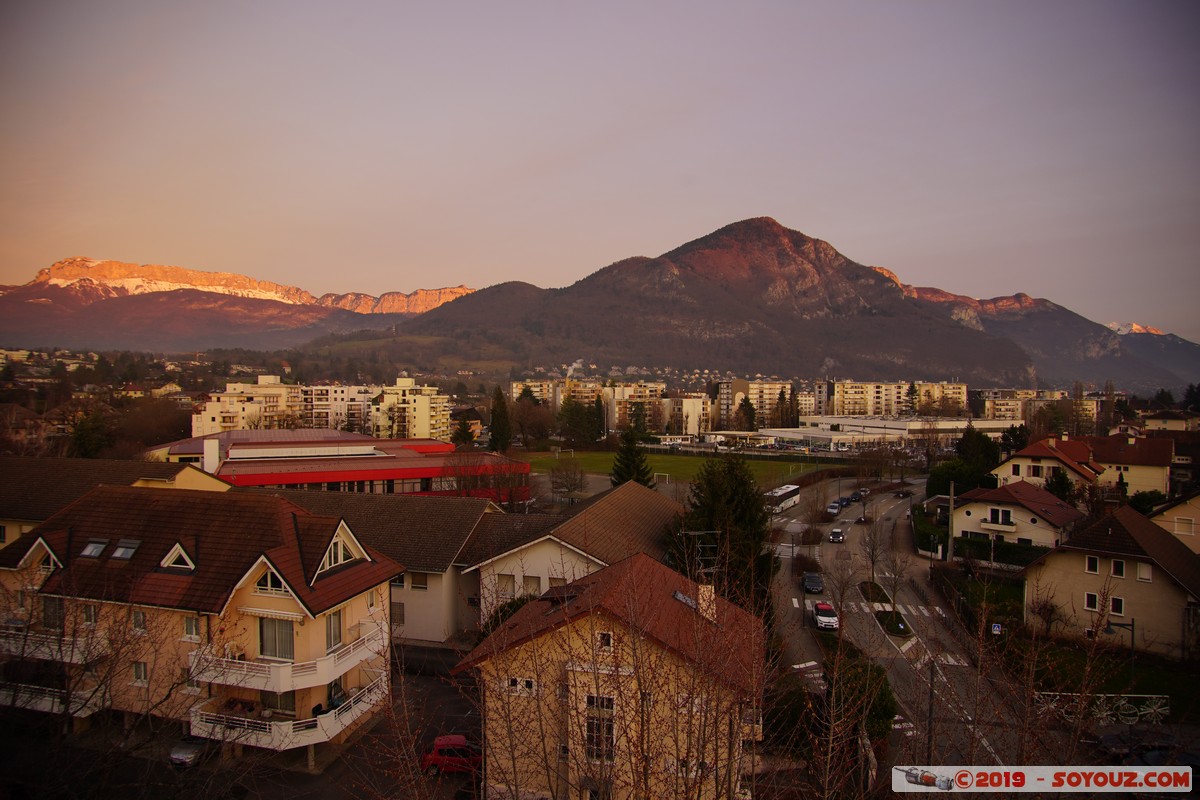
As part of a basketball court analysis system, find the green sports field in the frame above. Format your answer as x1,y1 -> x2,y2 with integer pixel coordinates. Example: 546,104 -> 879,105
515,450 -> 820,488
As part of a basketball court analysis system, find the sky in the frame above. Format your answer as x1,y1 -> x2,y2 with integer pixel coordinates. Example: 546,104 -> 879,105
2,1 -> 1198,340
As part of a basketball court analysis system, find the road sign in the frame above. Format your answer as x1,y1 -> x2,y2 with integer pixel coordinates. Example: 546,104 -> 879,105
991,623 -> 1002,635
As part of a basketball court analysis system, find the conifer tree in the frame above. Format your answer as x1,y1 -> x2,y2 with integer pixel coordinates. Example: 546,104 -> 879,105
489,386 -> 511,453
610,427 -> 655,489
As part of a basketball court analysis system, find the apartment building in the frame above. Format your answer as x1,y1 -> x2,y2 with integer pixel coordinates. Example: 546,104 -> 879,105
456,553 -> 764,800
371,377 -> 452,441
0,486 -> 401,766
716,379 -> 790,427
192,375 -> 303,436
301,384 -> 377,432
814,380 -> 967,417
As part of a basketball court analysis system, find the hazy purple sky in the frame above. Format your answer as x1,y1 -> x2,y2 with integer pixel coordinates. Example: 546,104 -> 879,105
3,1 -> 1198,339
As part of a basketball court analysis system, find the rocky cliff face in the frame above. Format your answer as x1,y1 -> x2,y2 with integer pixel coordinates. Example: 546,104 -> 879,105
315,285 -> 474,314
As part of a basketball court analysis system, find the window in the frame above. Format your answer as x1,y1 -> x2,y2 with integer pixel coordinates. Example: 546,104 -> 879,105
256,569 -> 288,595
1011,464 -> 1021,476
1111,597 -> 1125,616
81,539 -> 107,558
326,609 -> 342,652
181,667 -> 201,693
506,677 -> 535,695
42,596 -> 64,630
260,690 -> 296,714
410,572 -> 427,591
1084,592 -> 1099,611
183,616 -> 201,641
1175,517 -> 1195,536
260,617 -> 295,660
0,524 -> 5,544
597,631 -> 613,650
111,539 -> 140,560
549,577 -> 566,588
132,661 -> 148,686
497,573 -> 515,600
367,590 -> 376,610
1137,562 -> 1152,582
1085,555 -> 1099,574
82,604 -> 98,626
391,574 -> 404,588
390,601 -> 405,625
320,538 -> 355,572
523,575 -> 541,596
1111,559 -> 1125,578
1030,465 -> 1043,478
586,695 -> 615,762
132,609 -> 147,633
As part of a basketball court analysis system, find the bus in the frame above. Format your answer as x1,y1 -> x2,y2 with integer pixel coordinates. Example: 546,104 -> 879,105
764,484 -> 802,514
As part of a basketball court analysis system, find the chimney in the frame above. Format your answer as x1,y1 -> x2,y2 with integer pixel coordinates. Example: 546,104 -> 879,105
697,584 -> 716,623
202,438 -> 221,474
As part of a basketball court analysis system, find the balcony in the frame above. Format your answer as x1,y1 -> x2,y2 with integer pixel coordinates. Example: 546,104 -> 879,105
0,627 -> 111,664
189,624 -> 386,693
980,520 -> 1015,533
188,673 -> 387,751
0,680 -> 107,717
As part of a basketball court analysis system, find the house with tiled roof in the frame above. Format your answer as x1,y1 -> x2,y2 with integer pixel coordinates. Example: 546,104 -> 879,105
991,437 -> 1104,491
456,552 -> 764,800
0,455 -> 230,551
1149,488 -> 1200,555
0,486 -> 401,766
459,481 -> 685,623
1143,410 -> 1199,433
1077,433 -> 1174,496
1022,505 -> 1200,659
953,480 -> 1083,549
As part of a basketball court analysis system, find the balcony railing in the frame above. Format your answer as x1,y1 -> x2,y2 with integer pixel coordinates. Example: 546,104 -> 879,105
0,680 -> 107,717
980,520 -> 1016,532
189,624 -> 385,693
188,673 -> 388,751
0,628 -> 111,664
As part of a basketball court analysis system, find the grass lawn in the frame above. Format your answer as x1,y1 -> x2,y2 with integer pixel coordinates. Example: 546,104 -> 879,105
874,610 -> 914,638
515,450 -> 821,487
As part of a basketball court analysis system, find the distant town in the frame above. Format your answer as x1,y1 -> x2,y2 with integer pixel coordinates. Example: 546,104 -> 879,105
1,345 -> 1198,799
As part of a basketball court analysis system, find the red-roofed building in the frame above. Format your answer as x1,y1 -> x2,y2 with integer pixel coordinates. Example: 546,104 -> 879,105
0,486 -> 401,765
1078,434 -> 1174,496
953,481 -> 1083,549
456,553 -> 764,800
991,437 -> 1104,491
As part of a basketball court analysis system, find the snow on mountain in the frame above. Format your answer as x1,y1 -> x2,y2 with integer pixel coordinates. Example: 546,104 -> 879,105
1107,322 -> 1165,336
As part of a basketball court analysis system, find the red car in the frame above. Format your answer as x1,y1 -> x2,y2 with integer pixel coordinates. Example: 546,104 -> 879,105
421,734 -> 483,776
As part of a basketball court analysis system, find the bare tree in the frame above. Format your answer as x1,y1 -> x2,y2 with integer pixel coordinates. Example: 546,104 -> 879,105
549,456 -> 587,501
858,519 -> 887,586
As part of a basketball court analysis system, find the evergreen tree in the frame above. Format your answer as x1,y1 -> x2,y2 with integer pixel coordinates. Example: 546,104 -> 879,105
1044,469 -> 1075,503
451,416 -> 475,448
674,455 -> 773,613
593,395 -> 606,439
735,397 -> 757,431
629,401 -> 647,435
488,386 -> 511,453
557,397 -> 592,447
517,385 -> 539,405
610,427 -> 655,489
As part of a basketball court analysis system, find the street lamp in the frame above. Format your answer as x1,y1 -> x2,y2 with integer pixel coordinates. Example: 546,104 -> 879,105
1103,617 -> 1136,684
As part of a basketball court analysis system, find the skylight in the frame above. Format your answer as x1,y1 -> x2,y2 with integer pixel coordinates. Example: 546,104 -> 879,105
111,539 -> 141,560
673,590 -> 697,610
81,539 -> 108,558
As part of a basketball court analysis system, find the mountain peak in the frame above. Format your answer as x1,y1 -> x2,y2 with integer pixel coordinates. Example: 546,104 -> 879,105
1107,322 -> 1165,336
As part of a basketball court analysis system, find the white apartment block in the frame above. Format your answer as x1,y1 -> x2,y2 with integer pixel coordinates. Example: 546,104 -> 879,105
716,379 -> 791,427
371,378 -> 452,441
814,380 -> 967,416
977,388 -> 1070,421
193,375 -> 451,441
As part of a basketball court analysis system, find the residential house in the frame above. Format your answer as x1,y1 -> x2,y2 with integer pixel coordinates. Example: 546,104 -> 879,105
1022,506 -> 1200,659
1143,410 -> 1200,433
1079,434 -> 1174,496
459,481 -> 685,624
991,437 -> 1104,491
456,552 -> 765,800
953,481 -> 1083,549
0,456 -> 229,551
1149,489 -> 1200,555
0,486 -> 401,767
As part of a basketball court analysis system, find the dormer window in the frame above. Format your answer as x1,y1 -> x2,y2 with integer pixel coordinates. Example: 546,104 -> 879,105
256,569 -> 288,596
319,535 -> 361,574
160,543 -> 196,571
81,539 -> 108,558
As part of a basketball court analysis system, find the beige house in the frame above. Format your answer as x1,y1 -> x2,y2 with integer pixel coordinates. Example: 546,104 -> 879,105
991,437 -> 1103,490
1079,434 -> 1174,496
1022,506 -> 1200,659
459,481 -> 685,624
456,553 -> 764,800
0,456 -> 229,551
1150,489 -> 1200,555
953,480 -> 1083,548
0,486 -> 401,768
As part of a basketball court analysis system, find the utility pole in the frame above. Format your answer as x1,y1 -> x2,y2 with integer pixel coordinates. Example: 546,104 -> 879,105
947,481 -> 955,562
926,643 -> 936,764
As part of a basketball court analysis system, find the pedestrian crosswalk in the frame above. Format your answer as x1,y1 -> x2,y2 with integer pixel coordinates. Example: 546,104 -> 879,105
892,714 -> 917,737
802,599 -> 946,618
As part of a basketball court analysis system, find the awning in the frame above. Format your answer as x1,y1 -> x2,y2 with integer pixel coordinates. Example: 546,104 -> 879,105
237,606 -> 305,622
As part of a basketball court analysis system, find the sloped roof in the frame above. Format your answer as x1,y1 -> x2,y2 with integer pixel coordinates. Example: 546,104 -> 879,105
1057,506 -> 1200,599
248,489 -> 495,573
1079,434 -> 1174,468
456,552 -> 764,697
0,456 -> 218,522
1150,487 -> 1200,518
0,485 -> 401,616
456,513 -> 565,567
1004,439 -> 1103,483
458,482 -> 684,569
957,480 -> 1083,529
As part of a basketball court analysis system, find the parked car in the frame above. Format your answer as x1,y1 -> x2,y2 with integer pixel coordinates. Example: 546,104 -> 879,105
848,491 -> 862,503
829,528 -> 845,543
837,497 -> 851,508
421,734 -> 483,776
894,489 -> 913,498
802,572 -> 824,594
825,502 -> 841,515
813,601 -> 839,630
169,734 -> 217,768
